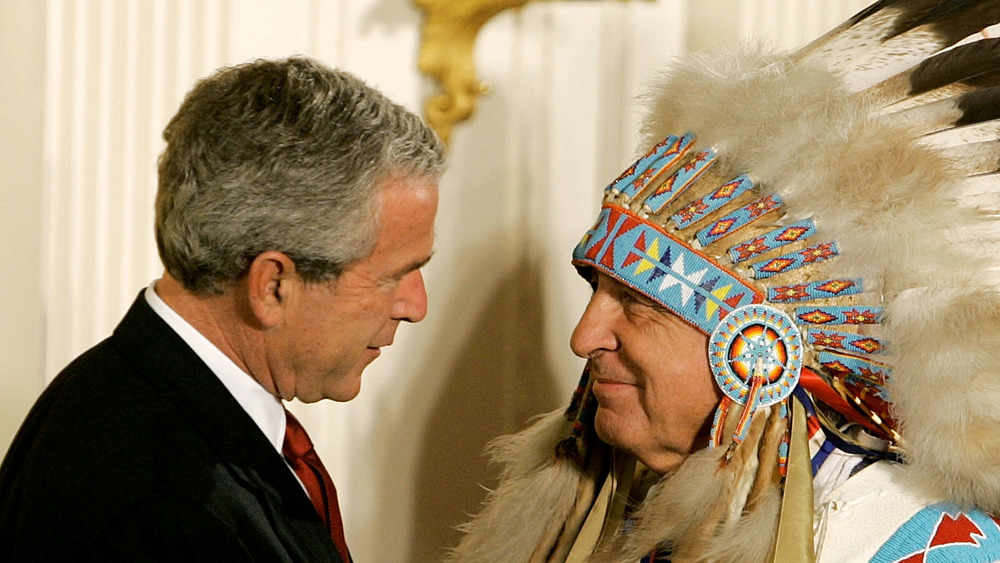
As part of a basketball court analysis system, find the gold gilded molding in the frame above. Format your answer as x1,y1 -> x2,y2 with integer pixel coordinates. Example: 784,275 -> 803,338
415,0 -> 641,145
415,0 -> 531,144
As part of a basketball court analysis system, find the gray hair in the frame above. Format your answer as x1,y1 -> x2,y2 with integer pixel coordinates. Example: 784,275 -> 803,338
155,56 -> 446,294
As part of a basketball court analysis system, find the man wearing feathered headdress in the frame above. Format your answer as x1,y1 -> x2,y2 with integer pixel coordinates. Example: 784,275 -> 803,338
447,1 -> 1000,561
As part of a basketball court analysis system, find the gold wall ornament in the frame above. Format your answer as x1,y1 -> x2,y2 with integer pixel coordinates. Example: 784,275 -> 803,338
414,0 -> 531,145
415,0 -> 644,145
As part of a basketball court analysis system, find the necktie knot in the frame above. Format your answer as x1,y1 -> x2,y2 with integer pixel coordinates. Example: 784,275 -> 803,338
282,411 -> 315,459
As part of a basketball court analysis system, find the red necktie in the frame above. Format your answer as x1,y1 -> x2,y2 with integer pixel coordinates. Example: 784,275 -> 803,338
283,410 -> 351,562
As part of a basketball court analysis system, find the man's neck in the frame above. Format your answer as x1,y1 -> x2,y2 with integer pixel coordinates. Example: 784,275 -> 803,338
154,272 -> 278,396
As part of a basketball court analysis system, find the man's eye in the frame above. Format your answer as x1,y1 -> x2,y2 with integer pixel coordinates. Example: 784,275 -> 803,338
620,290 -> 647,307
621,289 -> 661,311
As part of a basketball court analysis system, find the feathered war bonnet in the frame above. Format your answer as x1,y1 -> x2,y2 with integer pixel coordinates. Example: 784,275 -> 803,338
447,2 -> 1000,562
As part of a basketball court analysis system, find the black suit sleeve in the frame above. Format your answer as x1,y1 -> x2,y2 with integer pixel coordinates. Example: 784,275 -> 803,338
86,497 -> 263,562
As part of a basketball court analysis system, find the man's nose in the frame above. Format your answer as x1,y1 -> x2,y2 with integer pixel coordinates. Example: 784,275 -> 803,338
570,292 -> 618,358
392,269 -> 428,323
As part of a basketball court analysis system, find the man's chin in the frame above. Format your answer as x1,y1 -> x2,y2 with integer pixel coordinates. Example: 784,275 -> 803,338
292,371 -> 364,403
325,375 -> 363,402
592,407 -> 631,449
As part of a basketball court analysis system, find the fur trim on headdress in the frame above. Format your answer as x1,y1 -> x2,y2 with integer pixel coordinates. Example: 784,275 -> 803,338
591,403 -> 786,563
444,410 -> 587,563
889,284 -> 1000,513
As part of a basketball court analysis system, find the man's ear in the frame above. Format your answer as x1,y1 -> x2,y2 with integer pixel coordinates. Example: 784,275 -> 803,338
247,251 -> 297,329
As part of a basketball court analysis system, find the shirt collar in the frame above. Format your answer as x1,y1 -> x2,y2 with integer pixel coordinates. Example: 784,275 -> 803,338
144,281 -> 286,453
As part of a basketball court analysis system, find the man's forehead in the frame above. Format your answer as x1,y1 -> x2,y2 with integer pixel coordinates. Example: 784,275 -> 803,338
593,270 -> 705,330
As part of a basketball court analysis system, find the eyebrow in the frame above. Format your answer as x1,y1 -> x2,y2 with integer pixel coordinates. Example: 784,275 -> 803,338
393,251 -> 435,279
613,278 -> 664,309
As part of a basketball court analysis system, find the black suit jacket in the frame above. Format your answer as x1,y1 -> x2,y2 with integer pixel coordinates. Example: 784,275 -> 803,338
0,293 -> 343,562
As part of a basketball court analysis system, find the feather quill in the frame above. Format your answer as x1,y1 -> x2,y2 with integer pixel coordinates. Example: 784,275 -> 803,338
923,119 -> 1000,148
939,140 -> 1000,175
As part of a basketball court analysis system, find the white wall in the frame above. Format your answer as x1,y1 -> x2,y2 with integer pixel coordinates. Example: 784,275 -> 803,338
1,0 -> 47,470
1,1 -> 869,560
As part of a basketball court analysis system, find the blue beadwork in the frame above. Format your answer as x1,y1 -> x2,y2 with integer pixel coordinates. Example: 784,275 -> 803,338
696,193 -> 784,247
709,304 -> 803,407
870,503 -> 1000,563
573,205 -> 763,334
671,174 -> 755,230
750,241 -> 840,279
643,149 -> 718,214
728,219 -> 817,264
795,305 -> 883,326
607,133 -> 697,200
806,327 -> 887,355
767,278 -> 863,303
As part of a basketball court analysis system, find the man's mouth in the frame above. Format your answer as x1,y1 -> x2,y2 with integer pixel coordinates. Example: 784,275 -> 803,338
589,362 -> 639,388
593,378 -> 637,387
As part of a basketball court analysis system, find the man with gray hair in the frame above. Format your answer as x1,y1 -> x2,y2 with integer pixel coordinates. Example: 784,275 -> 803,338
0,56 -> 445,561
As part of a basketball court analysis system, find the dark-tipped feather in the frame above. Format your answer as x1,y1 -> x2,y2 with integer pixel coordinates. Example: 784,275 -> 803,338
796,0 -> 1000,92
795,0 -> 943,62
865,38 -> 1000,105
914,0 -> 1000,45
889,95 -> 964,135
888,86 -> 1000,139
878,68 -> 1000,114
954,86 -> 1000,127
909,38 -> 1000,94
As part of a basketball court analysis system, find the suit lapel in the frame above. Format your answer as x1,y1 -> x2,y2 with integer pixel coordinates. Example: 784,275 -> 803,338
109,292 -> 342,562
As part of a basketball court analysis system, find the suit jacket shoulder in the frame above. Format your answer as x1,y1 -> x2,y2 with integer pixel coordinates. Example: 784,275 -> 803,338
0,292 -> 342,562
